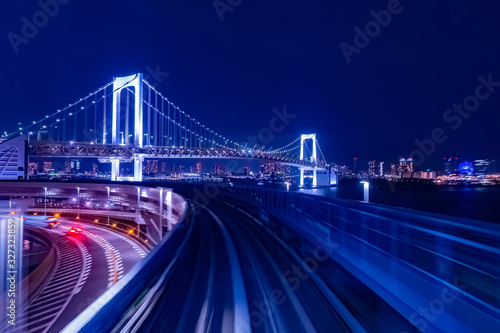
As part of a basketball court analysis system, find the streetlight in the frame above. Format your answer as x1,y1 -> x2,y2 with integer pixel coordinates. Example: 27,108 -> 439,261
157,187 -> 164,241
43,187 -> 47,216
360,181 -> 369,203
106,186 -> 110,226
135,186 -> 141,235
76,187 -> 80,219
166,189 -> 173,232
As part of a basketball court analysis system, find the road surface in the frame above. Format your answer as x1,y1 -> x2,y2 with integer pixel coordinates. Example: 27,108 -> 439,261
6,218 -> 147,333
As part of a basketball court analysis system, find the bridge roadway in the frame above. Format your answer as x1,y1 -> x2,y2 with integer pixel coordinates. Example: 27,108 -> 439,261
29,142 -> 324,170
5,216 -> 147,333
67,197 -> 415,332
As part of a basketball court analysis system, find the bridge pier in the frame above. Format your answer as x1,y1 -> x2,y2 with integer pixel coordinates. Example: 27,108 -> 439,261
111,159 -> 120,181
133,155 -> 144,182
299,168 -> 319,187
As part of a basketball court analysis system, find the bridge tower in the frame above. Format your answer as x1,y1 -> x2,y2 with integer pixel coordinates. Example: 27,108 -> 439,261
110,74 -> 144,181
299,133 -> 318,187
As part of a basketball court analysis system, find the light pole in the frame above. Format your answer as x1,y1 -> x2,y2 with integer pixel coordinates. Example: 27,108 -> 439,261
360,181 -> 369,203
76,187 -> 80,219
43,187 -> 47,216
166,189 -> 172,232
158,187 -> 163,241
135,186 -> 141,235
106,186 -> 110,226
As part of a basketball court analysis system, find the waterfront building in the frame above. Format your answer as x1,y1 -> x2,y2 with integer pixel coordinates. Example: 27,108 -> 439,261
368,160 -> 377,178
474,159 -> 494,176
398,158 -> 413,178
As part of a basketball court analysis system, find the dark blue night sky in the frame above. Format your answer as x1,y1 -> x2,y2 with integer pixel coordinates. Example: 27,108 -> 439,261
1,0 -> 499,170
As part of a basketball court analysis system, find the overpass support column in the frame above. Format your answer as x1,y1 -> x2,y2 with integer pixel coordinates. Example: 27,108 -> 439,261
313,168 -> 318,187
111,159 -> 120,181
300,168 -> 305,187
166,189 -> 173,232
134,155 -> 144,182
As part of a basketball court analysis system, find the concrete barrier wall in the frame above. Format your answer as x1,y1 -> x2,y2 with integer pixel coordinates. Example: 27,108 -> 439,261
20,227 -> 57,304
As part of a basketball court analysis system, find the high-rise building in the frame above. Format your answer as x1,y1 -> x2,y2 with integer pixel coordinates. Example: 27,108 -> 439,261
474,159 -> 493,176
42,162 -> 52,174
444,158 -> 452,174
213,165 -> 225,176
243,166 -> 251,176
265,163 -> 275,173
196,162 -> 202,174
70,159 -> 81,173
337,165 -> 351,176
28,162 -> 39,176
420,170 -> 436,179
390,164 -> 397,177
379,161 -> 385,177
368,160 -> 377,178
144,160 -> 159,174
398,158 -> 413,178
444,157 -> 459,174
65,161 -> 71,174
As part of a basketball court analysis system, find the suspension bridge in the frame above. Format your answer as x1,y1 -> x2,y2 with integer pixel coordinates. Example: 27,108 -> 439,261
0,73 -> 335,186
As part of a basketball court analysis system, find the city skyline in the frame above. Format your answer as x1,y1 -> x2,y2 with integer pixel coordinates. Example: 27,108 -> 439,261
2,2 -> 500,168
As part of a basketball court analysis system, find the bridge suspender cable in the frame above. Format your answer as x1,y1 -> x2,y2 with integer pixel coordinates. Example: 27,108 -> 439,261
315,139 -> 328,164
126,85 -> 239,151
5,74 -> 320,165
265,136 -> 301,153
3,75 -> 139,140
142,79 -> 245,151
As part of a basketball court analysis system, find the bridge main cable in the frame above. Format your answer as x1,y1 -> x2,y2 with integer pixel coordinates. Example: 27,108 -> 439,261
4,75 -> 140,142
142,79 -> 245,151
